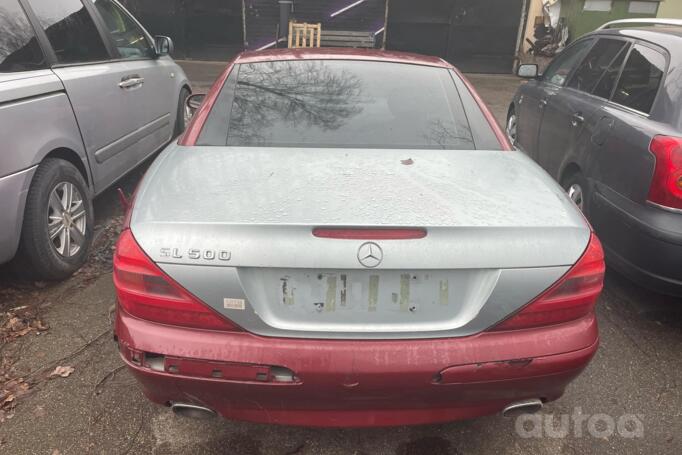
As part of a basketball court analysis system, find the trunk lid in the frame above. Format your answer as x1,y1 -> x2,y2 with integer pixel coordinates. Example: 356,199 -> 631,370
130,145 -> 589,339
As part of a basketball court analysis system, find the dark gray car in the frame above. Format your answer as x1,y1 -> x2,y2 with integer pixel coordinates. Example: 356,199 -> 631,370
0,0 -> 190,280
507,19 -> 682,297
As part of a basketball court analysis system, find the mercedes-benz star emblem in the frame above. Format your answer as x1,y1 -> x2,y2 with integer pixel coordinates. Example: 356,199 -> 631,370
357,242 -> 383,268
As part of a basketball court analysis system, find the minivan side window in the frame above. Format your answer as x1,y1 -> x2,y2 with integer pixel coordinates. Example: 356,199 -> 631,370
29,0 -> 109,64
542,39 -> 593,87
0,0 -> 46,72
611,44 -> 665,114
91,0 -> 155,59
567,38 -> 628,94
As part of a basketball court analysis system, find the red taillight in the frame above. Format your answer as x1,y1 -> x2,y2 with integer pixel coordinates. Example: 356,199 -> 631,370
490,234 -> 604,331
647,135 -> 682,210
312,228 -> 427,240
113,229 -> 241,331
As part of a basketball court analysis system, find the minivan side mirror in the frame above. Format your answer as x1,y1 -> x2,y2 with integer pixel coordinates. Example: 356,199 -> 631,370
155,36 -> 174,56
517,64 -> 539,79
186,93 -> 206,119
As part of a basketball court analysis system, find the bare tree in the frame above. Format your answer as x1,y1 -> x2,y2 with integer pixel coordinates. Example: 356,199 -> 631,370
227,60 -> 365,145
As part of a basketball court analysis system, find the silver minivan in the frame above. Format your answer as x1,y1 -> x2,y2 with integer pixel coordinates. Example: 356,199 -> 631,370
0,0 -> 190,280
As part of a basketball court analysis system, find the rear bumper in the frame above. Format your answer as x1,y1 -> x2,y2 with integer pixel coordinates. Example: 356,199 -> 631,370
115,308 -> 599,427
592,187 -> 682,297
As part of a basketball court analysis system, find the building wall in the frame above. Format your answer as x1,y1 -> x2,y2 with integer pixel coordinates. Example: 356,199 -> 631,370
121,0 -> 387,57
562,0 -> 657,40
386,0 -> 525,73
522,0 -> 545,52
121,0 -> 186,53
121,0 -> 244,59
658,0 -> 682,17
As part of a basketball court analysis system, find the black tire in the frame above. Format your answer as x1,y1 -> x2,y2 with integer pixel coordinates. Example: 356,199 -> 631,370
562,171 -> 590,215
15,158 -> 94,281
174,86 -> 191,137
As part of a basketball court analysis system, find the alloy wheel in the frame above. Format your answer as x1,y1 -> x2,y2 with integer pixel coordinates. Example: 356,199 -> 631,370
506,114 -> 518,145
182,102 -> 193,130
47,182 -> 87,257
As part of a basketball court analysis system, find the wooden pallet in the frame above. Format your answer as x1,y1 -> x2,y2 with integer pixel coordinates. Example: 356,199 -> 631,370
320,30 -> 376,48
288,22 -> 322,48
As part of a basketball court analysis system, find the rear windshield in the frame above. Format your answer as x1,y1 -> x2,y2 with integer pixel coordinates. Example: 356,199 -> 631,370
198,60 -> 476,149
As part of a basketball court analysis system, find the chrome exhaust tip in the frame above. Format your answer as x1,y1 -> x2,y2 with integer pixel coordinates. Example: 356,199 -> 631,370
502,398 -> 543,418
171,403 -> 216,420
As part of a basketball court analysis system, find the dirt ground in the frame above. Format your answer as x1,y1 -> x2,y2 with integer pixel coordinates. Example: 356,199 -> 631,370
0,62 -> 680,455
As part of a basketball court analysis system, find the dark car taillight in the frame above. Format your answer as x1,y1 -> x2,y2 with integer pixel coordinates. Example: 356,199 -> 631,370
647,135 -> 682,210
490,233 -> 604,331
113,229 -> 241,331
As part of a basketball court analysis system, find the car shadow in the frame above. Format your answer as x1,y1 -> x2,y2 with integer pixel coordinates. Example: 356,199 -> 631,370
603,269 -> 682,330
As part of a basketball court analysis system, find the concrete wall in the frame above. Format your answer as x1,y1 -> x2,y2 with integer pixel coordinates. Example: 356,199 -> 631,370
658,0 -> 682,17
522,0 -> 545,52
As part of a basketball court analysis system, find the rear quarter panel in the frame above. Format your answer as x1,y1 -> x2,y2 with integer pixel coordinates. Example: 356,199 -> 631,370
594,107 -> 670,204
595,37 -> 682,205
0,70 -> 89,178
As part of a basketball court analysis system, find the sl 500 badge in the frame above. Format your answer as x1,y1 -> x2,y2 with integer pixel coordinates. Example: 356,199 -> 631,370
160,248 -> 231,261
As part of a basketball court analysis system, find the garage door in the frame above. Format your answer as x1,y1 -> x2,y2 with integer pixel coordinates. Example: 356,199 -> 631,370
386,0 -> 524,74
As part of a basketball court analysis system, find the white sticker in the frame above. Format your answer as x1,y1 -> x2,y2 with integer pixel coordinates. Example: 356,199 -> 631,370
223,298 -> 245,310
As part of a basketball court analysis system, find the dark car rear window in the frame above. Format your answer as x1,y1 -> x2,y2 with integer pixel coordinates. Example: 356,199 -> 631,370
611,44 -> 665,114
198,60 -> 476,150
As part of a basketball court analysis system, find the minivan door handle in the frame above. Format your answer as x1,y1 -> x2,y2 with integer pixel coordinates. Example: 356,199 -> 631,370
571,112 -> 585,127
118,75 -> 145,89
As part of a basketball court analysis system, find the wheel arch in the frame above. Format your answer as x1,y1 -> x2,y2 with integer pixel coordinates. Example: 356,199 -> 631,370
14,155 -> 95,280
560,162 -> 582,185
42,148 -> 91,191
